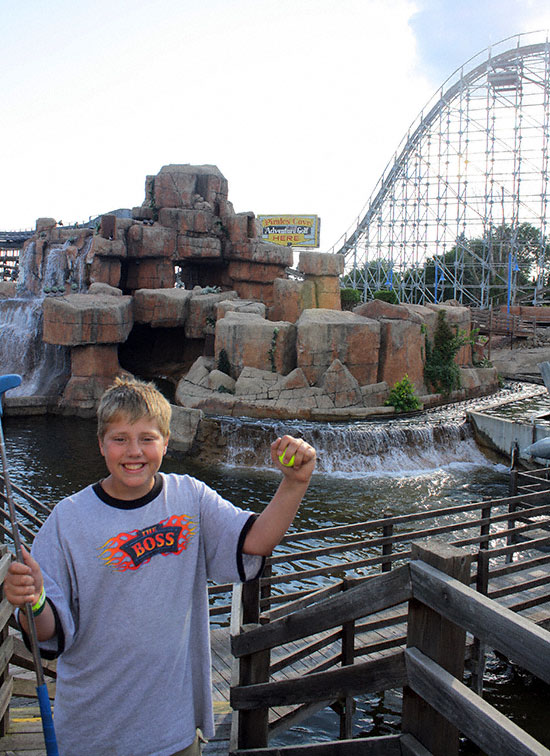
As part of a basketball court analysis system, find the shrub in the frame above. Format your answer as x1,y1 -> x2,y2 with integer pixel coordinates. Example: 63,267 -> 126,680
340,288 -> 361,310
385,374 -> 421,413
373,289 -> 399,304
424,311 -> 472,394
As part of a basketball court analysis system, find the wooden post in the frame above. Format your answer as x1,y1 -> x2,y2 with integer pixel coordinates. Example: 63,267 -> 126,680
506,501 -> 518,565
479,504 -> 491,551
402,540 -> 473,756
471,549 -> 490,695
487,304 -> 493,361
339,579 -> 355,740
382,524 -> 393,572
260,563 -> 272,620
230,580 -> 270,750
241,579 -> 261,625
236,638 -> 270,749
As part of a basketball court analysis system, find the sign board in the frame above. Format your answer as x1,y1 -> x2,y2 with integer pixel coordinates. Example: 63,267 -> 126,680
258,215 -> 320,247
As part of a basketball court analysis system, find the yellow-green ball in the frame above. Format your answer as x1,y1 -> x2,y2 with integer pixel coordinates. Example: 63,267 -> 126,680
278,452 -> 295,467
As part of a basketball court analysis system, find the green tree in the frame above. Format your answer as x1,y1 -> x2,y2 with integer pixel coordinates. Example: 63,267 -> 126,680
421,223 -> 550,306
340,258 -> 399,301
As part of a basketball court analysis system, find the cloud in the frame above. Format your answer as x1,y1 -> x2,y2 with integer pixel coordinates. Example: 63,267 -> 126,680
410,0 -> 550,83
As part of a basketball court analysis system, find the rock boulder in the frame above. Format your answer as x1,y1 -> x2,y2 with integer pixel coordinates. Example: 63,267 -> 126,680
296,309 -> 380,385
133,288 -> 193,327
215,312 -> 297,378
43,294 -> 133,346
185,290 -> 238,339
318,359 -> 363,407
377,318 -> 426,391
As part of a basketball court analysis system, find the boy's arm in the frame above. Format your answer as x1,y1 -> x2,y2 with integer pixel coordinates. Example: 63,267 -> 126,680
243,436 -> 316,556
4,547 -> 56,642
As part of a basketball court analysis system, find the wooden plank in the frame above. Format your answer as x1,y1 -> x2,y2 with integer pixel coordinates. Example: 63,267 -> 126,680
410,560 -> 550,684
233,734 -> 402,755
0,730 -> 49,750
6,718 -> 43,733
354,633 -> 407,657
489,573 -> 550,600
276,488 -> 550,550
261,581 -> 344,622
406,647 -> 550,756
0,552 -> 12,585
268,701 -> 331,738
501,589 -> 550,614
0,598 -> 13,635
0,634 -> 13,678
11,637 -> 57,678
489,553 -> 550,581
231,649 -> 407,710
232,566 -> 411,657
0,678 -> 13,725
400,732 -> 433,756
267,549 -> 414,587
12,677 -> 56,699
355,609 -> 407,634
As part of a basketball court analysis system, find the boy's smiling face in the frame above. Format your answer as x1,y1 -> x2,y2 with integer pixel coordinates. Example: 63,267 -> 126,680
98,415 -> 168,500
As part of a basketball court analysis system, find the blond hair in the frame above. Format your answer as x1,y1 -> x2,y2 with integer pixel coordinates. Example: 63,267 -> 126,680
97,376 -> 171,440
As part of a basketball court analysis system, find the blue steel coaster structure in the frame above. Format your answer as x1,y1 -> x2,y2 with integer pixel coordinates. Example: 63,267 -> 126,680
334,31 -> 550,310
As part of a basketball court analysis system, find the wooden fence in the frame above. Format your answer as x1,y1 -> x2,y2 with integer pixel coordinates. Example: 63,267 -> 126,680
470,306 -> 550,347
230,541 -> 550,755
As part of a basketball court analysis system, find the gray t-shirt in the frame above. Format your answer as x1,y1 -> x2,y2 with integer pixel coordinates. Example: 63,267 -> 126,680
30,472 -> 264,756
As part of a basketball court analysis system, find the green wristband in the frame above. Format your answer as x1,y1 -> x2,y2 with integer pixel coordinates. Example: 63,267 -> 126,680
31,586 -> 46,616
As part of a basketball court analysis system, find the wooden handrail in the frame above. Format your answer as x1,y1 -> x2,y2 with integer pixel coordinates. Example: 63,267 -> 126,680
231,542 -> 550,754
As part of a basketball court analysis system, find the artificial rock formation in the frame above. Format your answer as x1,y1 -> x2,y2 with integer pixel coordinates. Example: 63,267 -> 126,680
21,165 -> 293,304
6,164 -> 499,421
215,312 -> 297,377
354,300 -> 426,392
295,309 -> 380,386
170,296 -> 499,421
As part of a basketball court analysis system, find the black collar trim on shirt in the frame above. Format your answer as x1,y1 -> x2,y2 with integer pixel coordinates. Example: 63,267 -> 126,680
92,474 -> 164,509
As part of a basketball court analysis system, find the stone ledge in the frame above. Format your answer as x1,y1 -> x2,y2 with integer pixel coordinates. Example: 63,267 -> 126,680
3,396 -> 58,416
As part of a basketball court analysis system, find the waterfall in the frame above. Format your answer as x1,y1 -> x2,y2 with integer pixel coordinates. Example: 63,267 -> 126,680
218,416 -> 493,475
0,296 -> 70,396
0,238 -> 91,396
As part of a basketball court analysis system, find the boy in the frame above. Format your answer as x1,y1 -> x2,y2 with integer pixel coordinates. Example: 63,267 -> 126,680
5,377 -> 316,756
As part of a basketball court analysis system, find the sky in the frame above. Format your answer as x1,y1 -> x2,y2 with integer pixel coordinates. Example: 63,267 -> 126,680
2,0 -> 550,251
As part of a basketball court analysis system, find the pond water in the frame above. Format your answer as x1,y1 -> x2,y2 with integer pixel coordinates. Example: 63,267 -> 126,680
1,410 -> 549,753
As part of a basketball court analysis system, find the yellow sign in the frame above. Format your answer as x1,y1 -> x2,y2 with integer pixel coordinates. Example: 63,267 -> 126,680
258,215 -> 320,247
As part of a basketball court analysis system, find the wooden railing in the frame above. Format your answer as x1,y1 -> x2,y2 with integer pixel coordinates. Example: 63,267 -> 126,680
4,472 -> 550,630
208,484 -> 550,630
470,307 -> 539,342
0,546 -> 13,739
0,479 -> 57,739
229,541 -> 550,755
